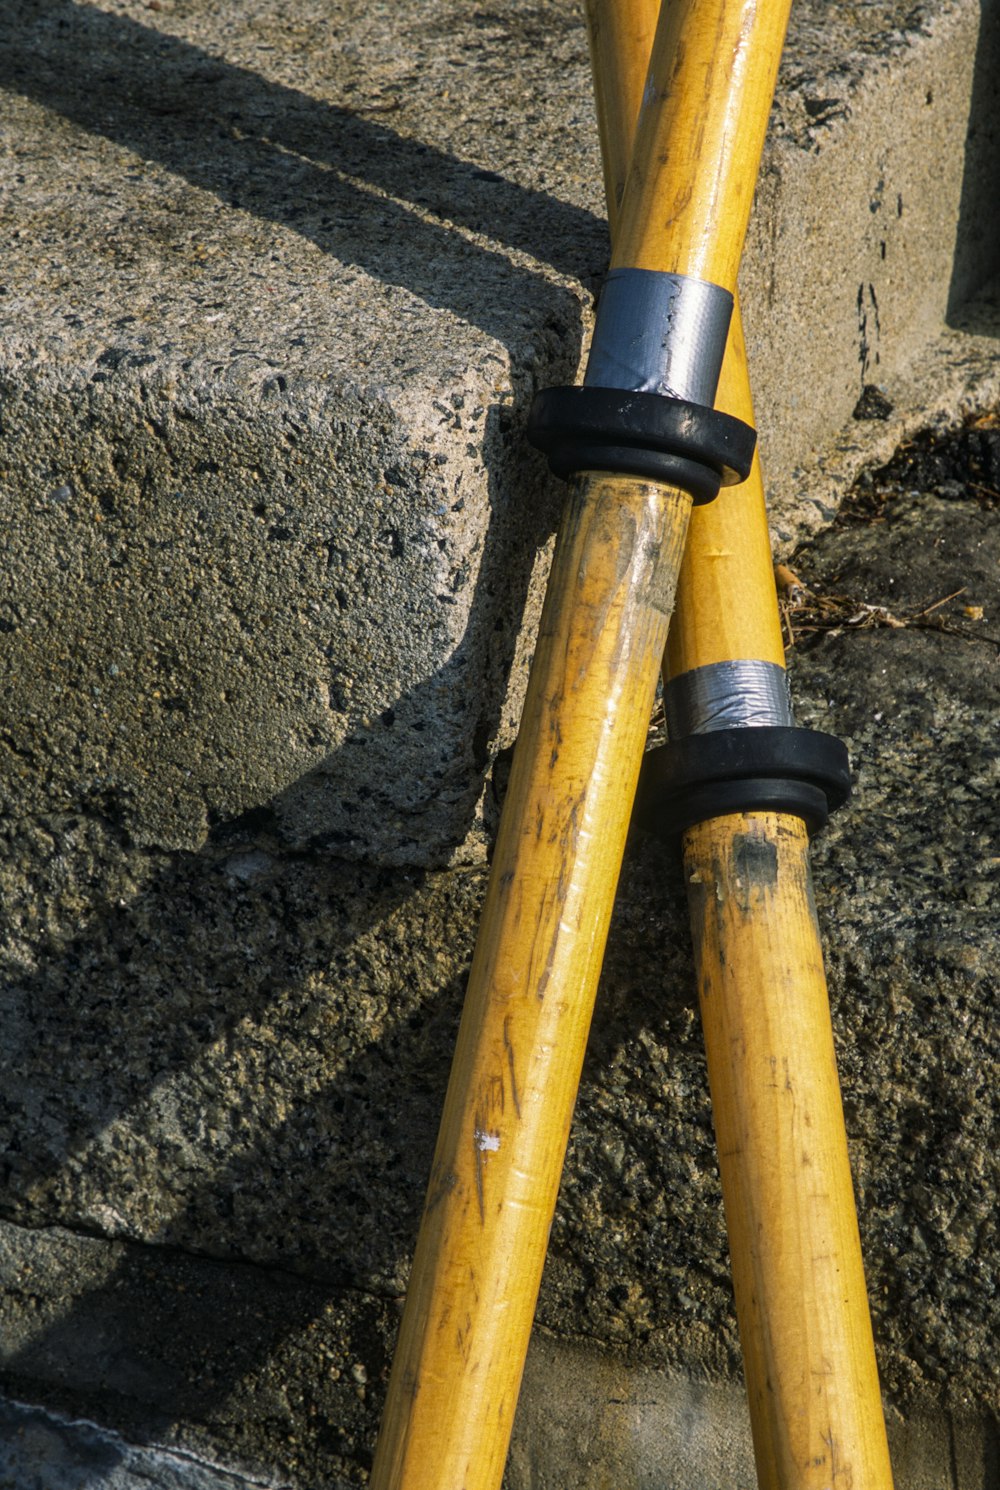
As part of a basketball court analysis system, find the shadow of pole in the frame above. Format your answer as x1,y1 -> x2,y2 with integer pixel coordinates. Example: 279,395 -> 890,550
0,806 -> 474,1484
0,817 -> 700,1487
0,2 -> 616,1480
0,0 -> 608,343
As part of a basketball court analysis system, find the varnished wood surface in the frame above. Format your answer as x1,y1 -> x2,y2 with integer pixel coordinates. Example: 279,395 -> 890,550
585,0 -> 787,672
370,475 -> 691,1489
586,0 -> 660,231
685,814 -> 895,1489
612,0 -> 793,288
667,297 -> 787,673
586,9 -> 894,1488
374,2 -> 804,1483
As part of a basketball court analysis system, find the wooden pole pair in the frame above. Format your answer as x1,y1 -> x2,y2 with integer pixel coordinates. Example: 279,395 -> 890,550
370,2 -> 894,1487
588,5 -> 894,1486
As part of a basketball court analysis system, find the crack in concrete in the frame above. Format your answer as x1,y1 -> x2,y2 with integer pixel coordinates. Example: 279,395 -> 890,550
0,1212 -> 404,1306
0,1394 -> 291,1490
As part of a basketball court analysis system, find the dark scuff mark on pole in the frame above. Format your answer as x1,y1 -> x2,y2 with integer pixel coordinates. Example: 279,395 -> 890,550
503,1015 -> 522,1120
731,830 -> 778,909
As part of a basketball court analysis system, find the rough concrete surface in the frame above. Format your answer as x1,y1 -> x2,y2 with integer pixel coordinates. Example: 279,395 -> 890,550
1,0 -> 999,863
0,0 -> 998,1486
0,1396 -> 276,1490
511,1336 -> 998,1490
1,422 -> 999,1483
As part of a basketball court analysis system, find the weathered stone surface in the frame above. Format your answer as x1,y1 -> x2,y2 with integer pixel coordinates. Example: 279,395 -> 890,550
0,1219 -> 396,1486
2,0 -> 998,862
1,1 -> 998,1485
0,0 -> 590,866
775,426 -> 1000,1413
0,1396 -> 276,1490
510,1336 -> 999,1490
0,816 -> 477,1294
1,422 -> 998,1485
1,1243 -> 996,1490
740,0 -> 1000,530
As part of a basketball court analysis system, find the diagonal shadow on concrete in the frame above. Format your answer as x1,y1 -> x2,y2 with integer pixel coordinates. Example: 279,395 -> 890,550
0,767 -> 693,1485
2,4 -> 693,1486
0,367 -> 675,1483
0,0 -> 608,348
0,826 -> 471,1483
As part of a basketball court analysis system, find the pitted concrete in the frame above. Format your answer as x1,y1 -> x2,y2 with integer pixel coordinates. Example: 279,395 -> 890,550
1,0 -> 998,863
0,0 -> 593,866
1,3 -> 998,1489
1,437 -> 999,1480
0,1396 -> 278,1490
510,1336 -> 999,1490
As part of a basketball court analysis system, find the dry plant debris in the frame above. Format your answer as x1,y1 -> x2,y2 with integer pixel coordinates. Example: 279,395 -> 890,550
773,564 -> 999,650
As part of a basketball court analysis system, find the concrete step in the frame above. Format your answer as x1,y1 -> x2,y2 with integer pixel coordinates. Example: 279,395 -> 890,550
1,3 -> 998,1489
0,1331 -> 995,1490
1,0 -> 997,866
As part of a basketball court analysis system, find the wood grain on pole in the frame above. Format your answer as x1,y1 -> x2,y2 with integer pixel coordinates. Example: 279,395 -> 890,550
370,474 -> 690,1490
685,812 -> 895,1489
668,298 -> 787,674
373,2 -> 802,1483
586,0 -> 787,674
586,5 -> 895,1487
612,0 -> 792,289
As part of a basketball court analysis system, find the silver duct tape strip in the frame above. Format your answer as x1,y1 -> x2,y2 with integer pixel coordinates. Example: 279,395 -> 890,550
584,269 -> 733,406
665,660 -> 794,737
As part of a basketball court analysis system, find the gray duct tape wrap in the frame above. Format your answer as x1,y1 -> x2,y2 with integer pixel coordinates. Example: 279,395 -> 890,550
664,659 -> 794,738
584,268 -> 733,406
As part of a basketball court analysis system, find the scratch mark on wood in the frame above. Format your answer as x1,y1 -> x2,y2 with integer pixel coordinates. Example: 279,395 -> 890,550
424,1161 -> 458,1216
503,1015 -> 522,1119
473,1126 -> 485,1225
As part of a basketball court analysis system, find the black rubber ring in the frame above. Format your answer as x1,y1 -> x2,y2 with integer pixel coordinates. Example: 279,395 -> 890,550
527,386 -> 756,505
636,726 -> 851,839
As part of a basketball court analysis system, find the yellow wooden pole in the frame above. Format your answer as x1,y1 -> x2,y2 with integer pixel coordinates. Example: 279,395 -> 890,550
587,0 -> 659,226
372,473 -> 688,1490
584,0 -> 784,674
612,0 -> 790,286
371,2 -> 791,1485
685,813 -> 894,1490
667,300 -> 787,674
585,5 -> 895,1486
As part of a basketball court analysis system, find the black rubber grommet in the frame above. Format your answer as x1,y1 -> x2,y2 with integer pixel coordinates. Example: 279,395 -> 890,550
526,386 -> 756,505
636,726 -> 851,838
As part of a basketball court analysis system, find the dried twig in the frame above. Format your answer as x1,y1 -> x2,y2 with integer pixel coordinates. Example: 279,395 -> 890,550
774,569 -> 1000,649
